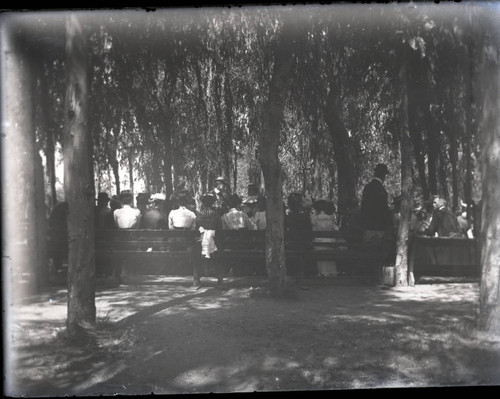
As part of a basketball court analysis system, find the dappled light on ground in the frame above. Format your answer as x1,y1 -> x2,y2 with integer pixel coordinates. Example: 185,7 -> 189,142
6,276 -> 500,396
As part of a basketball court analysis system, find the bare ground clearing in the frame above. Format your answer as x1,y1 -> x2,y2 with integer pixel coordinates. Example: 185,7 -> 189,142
5,274 -> 500,396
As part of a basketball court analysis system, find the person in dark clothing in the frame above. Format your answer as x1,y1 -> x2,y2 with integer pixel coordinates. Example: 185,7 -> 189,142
141,193 -> 168,229
47,201 -> 68,272
285,192 -> 313,275
136,193 -> 151,216
360,163 -> 394,247
285,192 -> 312,232
425,196 -> 464,238
360,163 -> 393,231
95,192 -> 115,229
110,195 -> 122,212
210,176 -> 231,214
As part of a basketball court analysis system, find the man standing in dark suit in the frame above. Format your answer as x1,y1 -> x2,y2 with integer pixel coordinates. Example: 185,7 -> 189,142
360,163 -> 393,245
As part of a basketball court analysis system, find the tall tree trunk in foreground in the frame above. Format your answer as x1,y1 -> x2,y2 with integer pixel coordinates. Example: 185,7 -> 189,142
259,17 -> 297,297
476,16 -> 500,336
63,14 -> 96,337
395,44 -> 413,287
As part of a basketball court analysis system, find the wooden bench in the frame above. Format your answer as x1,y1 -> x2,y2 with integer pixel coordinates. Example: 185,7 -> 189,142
408,236 -> 480,282
48,229 -> 201,277
216,230 -> 394,277
48,229 -> 480,283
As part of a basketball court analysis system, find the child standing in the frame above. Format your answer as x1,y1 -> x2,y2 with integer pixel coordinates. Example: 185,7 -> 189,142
195,193 -> 222,287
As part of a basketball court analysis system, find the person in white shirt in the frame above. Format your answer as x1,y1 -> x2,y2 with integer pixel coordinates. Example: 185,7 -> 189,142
113,190 -> 141,229
221,194 -> 254,230
168,194 -> 197,230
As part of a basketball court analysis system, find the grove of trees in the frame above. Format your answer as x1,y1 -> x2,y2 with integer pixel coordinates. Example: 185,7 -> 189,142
2,4 -> 499,337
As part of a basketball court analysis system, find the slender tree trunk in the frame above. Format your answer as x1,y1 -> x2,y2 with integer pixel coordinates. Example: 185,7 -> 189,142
111,158 -> 120,195
426,117 -> 439,197
128,150 -> 134,194
475,18 -> 500,336
395,45 -> 413,287
39,70 -> 58,207
407,51 -> 430,201
63,14 -> 96,337
310,118 -> 322,199
437,138 -> 449,200
259,16 -> 297,297
162,118 -> 174,197
446,117 -> 460,211
464,36 -> 475,219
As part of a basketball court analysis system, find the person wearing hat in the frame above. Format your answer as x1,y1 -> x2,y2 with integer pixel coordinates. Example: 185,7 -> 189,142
210,176 -> 231,214
95,192 -> 115,229
113,190 -> 142,229
242,195 -> 259,229
360,163 -> 393,244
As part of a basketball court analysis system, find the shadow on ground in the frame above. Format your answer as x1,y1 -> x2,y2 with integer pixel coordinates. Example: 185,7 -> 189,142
6,275 -> 500,396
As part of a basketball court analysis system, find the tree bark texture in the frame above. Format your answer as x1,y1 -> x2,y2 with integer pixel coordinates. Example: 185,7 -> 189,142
395,47 -> 414,287
476,21 -> 500,336
1,29 -> 43,393
63,14 -> 96,336
259,17 -> 298,297
2,32 -> 40,298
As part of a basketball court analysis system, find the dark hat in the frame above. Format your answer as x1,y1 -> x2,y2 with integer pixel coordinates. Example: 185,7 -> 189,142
119,190 -> 133,201
201,193 -> 216,206
97,192 -> 110,202
228,193 -> 242,208
313,198 -> 335,215
215,176 -> 228,185
375,163 -> 389,175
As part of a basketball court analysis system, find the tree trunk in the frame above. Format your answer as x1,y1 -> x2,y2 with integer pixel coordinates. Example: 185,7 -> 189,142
324,91 -> 357,207
128,150 -> 134,195
407,54 -> 430,201
64,14 -> 96,337
447,126 -> 460,212
437,139 -> 449,201
162,119 -> 174,198
395,45 -> 414,287
39,70 -> 58,207
426,117 -> 439,197
34,147 -> 50,289
111,158 -> 120,195
475,19 -> 500,336
310,118 -> 322,199
2,35 -> 40,298
259,17 -> 297,297
464,35 -> 475,220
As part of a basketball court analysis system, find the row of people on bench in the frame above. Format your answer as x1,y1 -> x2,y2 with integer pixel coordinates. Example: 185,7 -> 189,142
93,188 -> 471,242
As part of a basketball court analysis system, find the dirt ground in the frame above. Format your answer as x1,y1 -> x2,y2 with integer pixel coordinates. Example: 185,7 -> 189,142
4,273 -> 500,396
